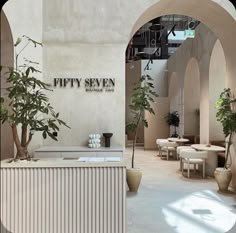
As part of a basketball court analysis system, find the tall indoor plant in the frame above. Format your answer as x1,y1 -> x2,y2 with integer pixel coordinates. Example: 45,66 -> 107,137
0,36 -> 69,160
165,111 -> 180,137
126,74 -> 158,192
214,88 -> 236,191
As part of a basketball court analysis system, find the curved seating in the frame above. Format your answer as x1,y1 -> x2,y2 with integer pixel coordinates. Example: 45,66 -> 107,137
180,150 -> 208,178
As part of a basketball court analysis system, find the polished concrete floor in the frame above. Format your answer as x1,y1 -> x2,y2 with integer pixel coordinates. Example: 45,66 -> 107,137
124,147 -> 236,233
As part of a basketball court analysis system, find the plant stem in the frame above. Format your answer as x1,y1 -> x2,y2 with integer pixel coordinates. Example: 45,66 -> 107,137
21,125 -> 27,146
131,110 -> 142,168
11,123 -> 22,160
224,133 -> 232,169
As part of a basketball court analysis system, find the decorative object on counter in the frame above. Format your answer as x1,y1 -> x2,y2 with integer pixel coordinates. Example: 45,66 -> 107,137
103,133 -> 113,147
88,134 -> 101,148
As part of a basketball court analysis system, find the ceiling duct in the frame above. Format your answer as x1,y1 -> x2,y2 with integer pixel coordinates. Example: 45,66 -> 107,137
188,21 -> 196,30
149,17 -> 165,31
149,24 -> 165,31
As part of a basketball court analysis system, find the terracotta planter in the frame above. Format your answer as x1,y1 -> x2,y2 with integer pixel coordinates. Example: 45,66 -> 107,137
214,167 -> 232,192
127,168 -> 142,192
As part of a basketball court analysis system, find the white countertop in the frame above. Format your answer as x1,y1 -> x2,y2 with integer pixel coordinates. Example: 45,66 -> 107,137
0,158 -> 126,168
35,146 -> 123,152
191,144 -> 225,152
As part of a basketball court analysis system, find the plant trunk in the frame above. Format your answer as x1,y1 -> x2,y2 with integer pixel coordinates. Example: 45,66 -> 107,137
11,124 -> 29,160
131,111 -> 142,168
12,124 -> 23,159
131,132 -> 137,168
224,133 -> 232,169
21,125 -> 27,147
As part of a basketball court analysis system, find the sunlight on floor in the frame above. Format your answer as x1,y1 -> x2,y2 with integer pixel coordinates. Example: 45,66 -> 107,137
162,190 -> 236,233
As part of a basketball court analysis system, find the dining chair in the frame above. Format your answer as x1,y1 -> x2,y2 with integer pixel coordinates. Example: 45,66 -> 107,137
180,150 -> 208,178
156,139 -> 169,156
177,146 -> 196,170
159,141 -> 178,160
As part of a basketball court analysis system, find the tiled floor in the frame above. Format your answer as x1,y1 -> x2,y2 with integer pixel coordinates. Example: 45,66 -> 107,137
124,147 -> 236,233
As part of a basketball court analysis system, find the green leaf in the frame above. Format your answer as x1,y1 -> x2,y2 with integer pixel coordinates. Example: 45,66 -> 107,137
14,37 -> 22,47
42,131 -> 47,139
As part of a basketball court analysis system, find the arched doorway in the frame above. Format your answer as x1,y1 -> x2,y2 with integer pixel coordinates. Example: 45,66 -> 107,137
0,10 -> 14,160
209,39 -> 226,141
183,58 -> 200,136
126,0 -> 236,188
169,72 -> 180,136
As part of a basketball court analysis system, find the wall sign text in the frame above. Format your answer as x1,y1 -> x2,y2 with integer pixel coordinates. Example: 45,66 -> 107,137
53,78 -> 115,92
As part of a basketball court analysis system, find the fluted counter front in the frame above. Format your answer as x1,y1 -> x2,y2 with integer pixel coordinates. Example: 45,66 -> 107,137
0,159 -> 126,233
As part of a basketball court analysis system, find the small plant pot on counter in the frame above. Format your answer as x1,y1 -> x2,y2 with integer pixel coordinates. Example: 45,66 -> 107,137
127,168 -> 142,192
214,168 -> 232,192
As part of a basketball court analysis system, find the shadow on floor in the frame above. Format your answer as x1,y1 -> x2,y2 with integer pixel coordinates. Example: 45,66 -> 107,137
127,191 -> 139,198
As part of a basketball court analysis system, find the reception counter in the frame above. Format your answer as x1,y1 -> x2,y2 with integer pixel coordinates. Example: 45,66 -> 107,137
1,158 -> 126,233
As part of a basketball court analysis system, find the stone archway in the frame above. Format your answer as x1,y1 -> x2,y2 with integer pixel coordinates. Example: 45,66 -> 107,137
209,40 -> 226,141
183,58 -> 200,136
168,72 -> 180,136
127,0 -> 236,188
0,10 -> 14,160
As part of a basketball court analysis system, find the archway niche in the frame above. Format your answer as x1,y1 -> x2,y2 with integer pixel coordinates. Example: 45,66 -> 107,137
168,72 -> 179,136
0,10 -> 14,160
183,58 -> 200,136
209,39 -> 226,141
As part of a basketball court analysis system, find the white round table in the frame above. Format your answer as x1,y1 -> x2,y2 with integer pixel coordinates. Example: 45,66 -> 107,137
191,144 -> 225,176
168,137 -> 189,145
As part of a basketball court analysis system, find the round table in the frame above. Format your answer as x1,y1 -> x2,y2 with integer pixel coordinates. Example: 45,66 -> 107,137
191,144 -> 225,176
168,137 -> 189,145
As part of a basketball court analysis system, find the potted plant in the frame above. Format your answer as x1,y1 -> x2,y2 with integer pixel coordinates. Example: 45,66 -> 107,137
165,111 -> 180,137
0,36 -> 69,161
215,88 -> 236,191
126,74 -> 158,192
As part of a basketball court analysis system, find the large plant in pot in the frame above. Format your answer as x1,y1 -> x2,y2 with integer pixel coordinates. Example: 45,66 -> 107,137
0,36 -> 69,161
126,74 -> 158,192
215,88 -> 236,191
165,111 -> 180,137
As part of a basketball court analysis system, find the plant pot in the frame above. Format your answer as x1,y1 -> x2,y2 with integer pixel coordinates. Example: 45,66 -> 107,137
127,168 -> 142,192
214,167 -> 232,192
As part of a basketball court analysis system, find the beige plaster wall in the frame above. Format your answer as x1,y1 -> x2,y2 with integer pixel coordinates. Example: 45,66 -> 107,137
209,40 -> 226,141
141,60 -> 168,97
168,72 -> 181,136
144,98 -> 169,149
43,43 -> 125,147
125,60 -> 143,143
3,0 -> 236,188
184,58 -> 200,136
125,60 -> 168,144
0,11 -> 14,160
